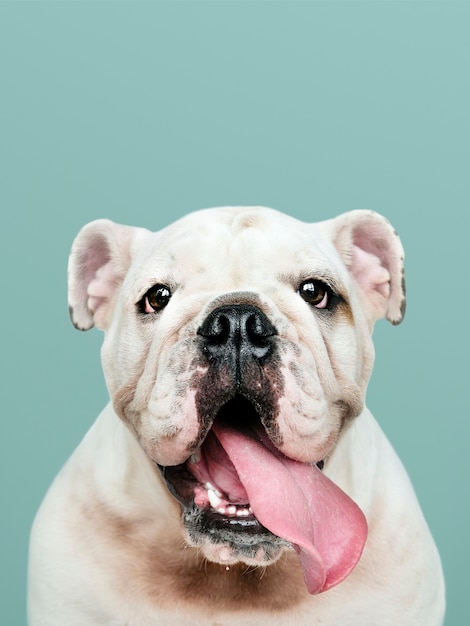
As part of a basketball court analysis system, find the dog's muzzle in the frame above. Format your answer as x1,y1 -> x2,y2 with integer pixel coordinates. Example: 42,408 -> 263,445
158,302 -> 368,595
160,303 -> 287,563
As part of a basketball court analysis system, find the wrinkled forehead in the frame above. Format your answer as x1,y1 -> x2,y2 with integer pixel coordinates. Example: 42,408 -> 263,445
132,207 -> 346,291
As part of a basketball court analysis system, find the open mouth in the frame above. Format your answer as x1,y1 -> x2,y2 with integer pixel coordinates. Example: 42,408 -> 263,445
160,396 -> 275,535
159,394 -> 368,595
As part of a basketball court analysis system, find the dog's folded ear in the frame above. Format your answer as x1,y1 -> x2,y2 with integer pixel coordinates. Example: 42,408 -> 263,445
328,210 -> 406,326
68,219 -> 147,331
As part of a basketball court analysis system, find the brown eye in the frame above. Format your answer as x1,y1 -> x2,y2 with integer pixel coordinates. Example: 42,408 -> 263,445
142,284 -> 172,313
299,280 -> 331,309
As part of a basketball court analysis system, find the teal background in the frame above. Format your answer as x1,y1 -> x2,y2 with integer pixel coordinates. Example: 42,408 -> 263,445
1,1 -> 468,624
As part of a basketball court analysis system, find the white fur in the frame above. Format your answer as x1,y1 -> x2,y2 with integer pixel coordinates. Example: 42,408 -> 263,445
28,207 -> 445,625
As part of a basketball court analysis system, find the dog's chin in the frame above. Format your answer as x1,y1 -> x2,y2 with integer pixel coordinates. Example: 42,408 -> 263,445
181,505 -> 290,567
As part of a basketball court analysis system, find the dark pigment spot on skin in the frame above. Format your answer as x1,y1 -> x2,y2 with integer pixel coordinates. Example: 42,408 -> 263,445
191,326 -> 285,446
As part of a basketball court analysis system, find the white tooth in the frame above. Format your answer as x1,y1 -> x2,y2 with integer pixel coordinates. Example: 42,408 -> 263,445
236,508 -> 250,517
217,507 -> 226,515
227,506 -> 237,516
207,489 -> 222,509
205,482 -> 222,497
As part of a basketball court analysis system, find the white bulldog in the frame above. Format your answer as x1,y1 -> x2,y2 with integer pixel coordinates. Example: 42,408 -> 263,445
28,207 -> 445,625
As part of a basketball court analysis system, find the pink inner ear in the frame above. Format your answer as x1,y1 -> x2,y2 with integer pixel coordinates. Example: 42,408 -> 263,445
351,245 -> 391,300
86,261 -> 118,324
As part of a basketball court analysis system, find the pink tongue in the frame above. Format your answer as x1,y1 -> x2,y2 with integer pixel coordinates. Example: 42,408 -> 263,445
210,422 -> 368,595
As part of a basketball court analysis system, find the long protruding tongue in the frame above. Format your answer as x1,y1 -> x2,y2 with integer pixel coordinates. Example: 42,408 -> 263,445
210,422 -> 368,595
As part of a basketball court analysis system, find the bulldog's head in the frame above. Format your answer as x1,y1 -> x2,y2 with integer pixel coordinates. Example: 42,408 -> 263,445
68,207 -> 405,594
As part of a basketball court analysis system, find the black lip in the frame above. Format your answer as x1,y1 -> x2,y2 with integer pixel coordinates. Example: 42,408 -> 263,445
158,463 -> 197,507
183,504 -> 288,562
188,505 -> 269,536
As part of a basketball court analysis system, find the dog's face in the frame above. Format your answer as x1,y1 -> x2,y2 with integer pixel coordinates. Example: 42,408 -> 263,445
68,206 -> 405,593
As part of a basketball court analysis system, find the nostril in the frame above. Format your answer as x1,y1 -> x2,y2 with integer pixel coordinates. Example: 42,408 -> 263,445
201,313 -> 231,344
246,312 -> 276,342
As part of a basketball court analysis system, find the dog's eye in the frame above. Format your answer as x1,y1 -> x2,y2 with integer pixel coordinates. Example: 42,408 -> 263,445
141,284 -> 172,313
298,280 -> 331,309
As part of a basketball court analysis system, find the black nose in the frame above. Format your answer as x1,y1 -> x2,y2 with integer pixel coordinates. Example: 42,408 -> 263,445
198,304 -> 277,367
